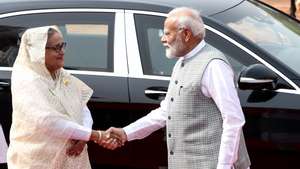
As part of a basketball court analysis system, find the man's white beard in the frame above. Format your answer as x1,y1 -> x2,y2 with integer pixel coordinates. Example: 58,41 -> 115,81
165,48 -> 175,59
165,36 -> 184,59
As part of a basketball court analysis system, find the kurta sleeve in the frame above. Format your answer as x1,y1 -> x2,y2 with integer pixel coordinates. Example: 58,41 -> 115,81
123,99 -> 167,141
12,77 -> 91,141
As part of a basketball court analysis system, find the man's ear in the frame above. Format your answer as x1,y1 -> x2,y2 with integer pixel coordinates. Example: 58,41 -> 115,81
183,28 -> 192,42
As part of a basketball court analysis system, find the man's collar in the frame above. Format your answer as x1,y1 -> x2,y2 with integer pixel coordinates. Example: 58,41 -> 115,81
181,40 -> 206,60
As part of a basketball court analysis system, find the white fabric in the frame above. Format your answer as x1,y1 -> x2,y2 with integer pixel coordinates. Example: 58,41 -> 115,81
0,125 -> 8,163
7,26 -> 93,169
82,106 -> 93,129
53,106 -> 93,141
202,60 -> 245,169
124,40 -> 246,169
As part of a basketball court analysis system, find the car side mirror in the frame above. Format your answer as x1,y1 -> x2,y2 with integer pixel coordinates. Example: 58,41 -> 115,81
238,64 -> 278,90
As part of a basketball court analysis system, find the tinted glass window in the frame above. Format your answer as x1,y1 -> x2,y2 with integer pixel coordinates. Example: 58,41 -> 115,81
0,26 -> 24,66
0,12 -> 114,71
60,24 -> 112,71
134,14 -> 259,77
205,29 -> 259,75
213,0 -> 300,76
205,28 -> 292,89
135,14 -> 176,76
134,13 -> 292,89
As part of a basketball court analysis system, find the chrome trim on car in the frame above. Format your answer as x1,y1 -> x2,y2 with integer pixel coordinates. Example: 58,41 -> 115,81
130,75 -> 170,80
0,67 -> 12,71
205,25 -> 300,91
124,12 -> 144,77
0,81 -> 10,86
0,8 -> 128,77
114,11 -> 129,76
0,8 -> 123,19
0,9 -> 299,92
145,89 -> 167,94
240,77 -> 274,83
125,10 -> 167,17
125,10 -> 300,91
67,70 -> 127,77
276,89 -> 300,95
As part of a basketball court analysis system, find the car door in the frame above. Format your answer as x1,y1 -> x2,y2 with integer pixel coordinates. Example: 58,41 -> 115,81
0,8 -> 131,166
123,10 -> 169,168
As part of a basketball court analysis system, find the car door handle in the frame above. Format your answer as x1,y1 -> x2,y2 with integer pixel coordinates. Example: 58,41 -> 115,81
145,89 -> 167,95
144,87 -> 167,101
0,81 -> 10,91
0,81 -> 10,87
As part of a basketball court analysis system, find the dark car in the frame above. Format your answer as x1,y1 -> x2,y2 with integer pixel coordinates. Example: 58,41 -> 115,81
0,0 -> 300,168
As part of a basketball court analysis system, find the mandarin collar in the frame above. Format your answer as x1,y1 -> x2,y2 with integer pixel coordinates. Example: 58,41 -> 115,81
179,40 -> 206,61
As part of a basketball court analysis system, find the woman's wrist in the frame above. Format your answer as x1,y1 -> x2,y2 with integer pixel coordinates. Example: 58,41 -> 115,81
90,130 -> 103,143
90,130 -> 99,142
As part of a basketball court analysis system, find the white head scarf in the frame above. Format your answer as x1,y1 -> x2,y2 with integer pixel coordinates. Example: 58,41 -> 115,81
7,26 -> 93,169
13,26 -> 58,77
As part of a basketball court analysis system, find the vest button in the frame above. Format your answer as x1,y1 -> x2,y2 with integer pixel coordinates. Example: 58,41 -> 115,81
181,62 -> 184,67
168,116 -> 171,120
168,133 -> 171,137
175,80 -> 178,84
170,151 -> 174,155
171,97 -> 174,102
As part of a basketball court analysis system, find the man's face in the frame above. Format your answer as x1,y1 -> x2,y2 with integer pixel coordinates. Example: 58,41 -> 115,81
161,18 -> 186,59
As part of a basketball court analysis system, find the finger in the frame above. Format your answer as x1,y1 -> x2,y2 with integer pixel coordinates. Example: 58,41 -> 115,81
100,140 -> 118,150
106,139 -> 120,150
103,131 -> 110,140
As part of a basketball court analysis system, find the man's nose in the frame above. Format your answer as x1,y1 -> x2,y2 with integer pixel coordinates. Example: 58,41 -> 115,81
58,48 -> 65,55
161,35 -> 166,44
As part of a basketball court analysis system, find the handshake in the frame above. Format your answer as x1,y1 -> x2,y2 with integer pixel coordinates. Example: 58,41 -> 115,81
67,127 -> 126,157
90,127 -> 127,150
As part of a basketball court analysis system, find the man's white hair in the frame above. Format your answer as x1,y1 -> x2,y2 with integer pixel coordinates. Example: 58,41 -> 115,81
168,7 -> 205,38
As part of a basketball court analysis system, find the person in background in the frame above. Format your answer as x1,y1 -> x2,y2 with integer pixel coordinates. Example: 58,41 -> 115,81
103,7 -> 251,169
7,26 -> 120,169
290,0 -> 297,17
290,0 -> 300,18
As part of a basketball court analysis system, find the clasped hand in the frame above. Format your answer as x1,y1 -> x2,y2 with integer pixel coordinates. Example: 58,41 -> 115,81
67,127 -> 127,157
92,127 -> 127,150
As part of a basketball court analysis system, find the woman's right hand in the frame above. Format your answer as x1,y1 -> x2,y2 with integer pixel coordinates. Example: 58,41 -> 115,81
90,130 -> 123,149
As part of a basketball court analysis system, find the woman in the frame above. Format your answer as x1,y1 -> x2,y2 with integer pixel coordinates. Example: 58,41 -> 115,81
7,26 -> 114,169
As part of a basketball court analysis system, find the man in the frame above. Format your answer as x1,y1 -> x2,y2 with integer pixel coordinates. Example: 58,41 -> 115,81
104,7 -> 251,169
290,0 -> 300,18
291,0 -> 297,18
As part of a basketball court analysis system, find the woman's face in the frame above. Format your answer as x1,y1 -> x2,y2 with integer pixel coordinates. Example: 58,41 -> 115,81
45,31 -> 65,73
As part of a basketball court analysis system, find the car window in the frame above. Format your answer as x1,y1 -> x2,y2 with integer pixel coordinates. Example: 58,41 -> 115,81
135,14 -> 176,76
205,28 -> 293,89
213,0 -> 300,76
59,24 -> 112,71
205,29 -> 259,75
134,13 -> 258,77
0,26 -> 24,67
0,12 -> 114,72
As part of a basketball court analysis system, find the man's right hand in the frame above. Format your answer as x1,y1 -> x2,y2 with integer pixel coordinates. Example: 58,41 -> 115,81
99,127 -> 127,150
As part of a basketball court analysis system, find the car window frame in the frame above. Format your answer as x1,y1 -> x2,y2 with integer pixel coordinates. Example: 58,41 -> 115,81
0,8 -> 128,79
125,10 -> 300,94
